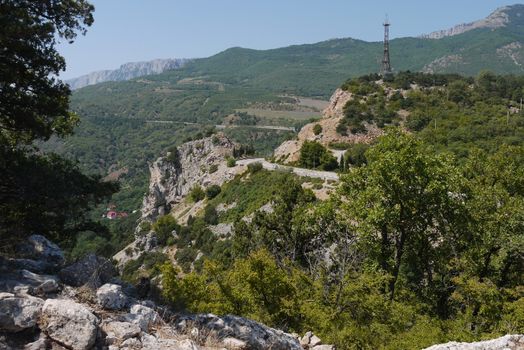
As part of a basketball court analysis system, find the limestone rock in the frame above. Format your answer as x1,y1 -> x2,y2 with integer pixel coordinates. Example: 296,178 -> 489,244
59,254 -> 116,288
222,337 -> 247,349
140,133 -> 238,222
423,334 -> 524,350
41,299 -> 99,350
126,304 -> 160,332
177,313 -> 302,350
96,284 -> 128,310
102,321 -> 140,344
0,293 -> 44,332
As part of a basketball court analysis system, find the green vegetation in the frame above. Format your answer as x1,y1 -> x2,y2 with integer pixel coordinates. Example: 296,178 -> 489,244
189,185 -> 205,202
162,129 -> 524,349
0,0 -> 118,247
205,185 -> 221,199
299,141 -> 338,170
226,157 -> 236,167
313,124 -> 323,135
152,215 -> 179,246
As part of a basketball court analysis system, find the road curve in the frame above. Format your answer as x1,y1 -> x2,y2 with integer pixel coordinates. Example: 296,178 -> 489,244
236,158 -> 339,181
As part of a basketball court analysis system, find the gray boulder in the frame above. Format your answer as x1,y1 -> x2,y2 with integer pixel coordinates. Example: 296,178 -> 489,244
176,313 -> 302,350
101,321 -> 140,345
41,299 -> 99,350
96,284 -> 128,310
59,254 -> 116,288
423,334 -> 524,350
0,293 -> 43,332
126,304 -> 160,332
17,235 -> 64,267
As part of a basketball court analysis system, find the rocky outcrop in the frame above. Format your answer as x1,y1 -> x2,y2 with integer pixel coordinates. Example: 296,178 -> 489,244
423,334 -> 524,349
41,299 -> 99,349
421,6 -> 510,39
66,58 -> 190,90
274,88 -> 381,164
141,133 -> 239,222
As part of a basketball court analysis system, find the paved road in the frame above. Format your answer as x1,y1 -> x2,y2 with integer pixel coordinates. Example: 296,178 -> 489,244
146,120 -> 296,132
236,158 -> 339,181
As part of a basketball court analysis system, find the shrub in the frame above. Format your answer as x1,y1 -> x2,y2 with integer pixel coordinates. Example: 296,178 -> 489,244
313,124 -> 322,135
227,157 -> 236,167
190,185 -> 205,202
247,162 -> 263,174
166,146 -> 179,164
203,205 -> 219,225
208,164 -> 218,174
152,214 -> 179,246
344,143 -> 370,167
299,140 -> 338,170
206,185 -> 221,199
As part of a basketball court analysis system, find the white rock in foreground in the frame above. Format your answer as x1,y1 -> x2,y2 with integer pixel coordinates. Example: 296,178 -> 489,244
0,292 -> 43,332
96,283 -> 128,310
41,299 -> 99,350
423,334 -> 524,350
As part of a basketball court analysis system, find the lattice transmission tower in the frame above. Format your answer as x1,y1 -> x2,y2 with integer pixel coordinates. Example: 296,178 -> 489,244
382,16 -> 392,76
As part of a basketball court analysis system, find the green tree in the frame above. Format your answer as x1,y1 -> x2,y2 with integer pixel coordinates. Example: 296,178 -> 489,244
152,214 -> 179,246
299,141 -> 338,170
0,1 -> 118,244
340,129 -> 467,301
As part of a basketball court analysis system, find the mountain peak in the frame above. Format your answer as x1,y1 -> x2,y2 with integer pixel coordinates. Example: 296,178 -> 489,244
420,4 -> 523,39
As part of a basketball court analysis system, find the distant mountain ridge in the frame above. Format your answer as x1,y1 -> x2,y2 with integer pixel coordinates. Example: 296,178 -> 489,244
65,58 -> 191,90
420,5 -> 513,39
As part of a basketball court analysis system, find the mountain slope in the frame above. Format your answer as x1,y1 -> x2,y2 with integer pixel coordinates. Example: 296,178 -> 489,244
66,58 -> 190,89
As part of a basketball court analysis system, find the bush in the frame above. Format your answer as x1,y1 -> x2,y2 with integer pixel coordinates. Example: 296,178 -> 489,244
247,162 -> 263,174
299,141 -> 338,170
189,185 -> 205,202
208,164 -> 218,174
152,215 -> 179,246
344,143 -> 370,167
313,124 -> 322,135
166,146 -> 179,164
227,157 -> 236,167
203,205 -> 219,225
206,185 -> 221,199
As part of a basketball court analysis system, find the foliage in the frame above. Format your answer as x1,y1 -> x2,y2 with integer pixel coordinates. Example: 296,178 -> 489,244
226,157 -> 236,167
152,214 -> 179,246
247,162 -> 263,174
343,143 -> 369,168
163,128 -> 524,349
313,124 -> 322,135
205,185 -> 221,199
299,141 -> 338,170
189,185 -> 205,202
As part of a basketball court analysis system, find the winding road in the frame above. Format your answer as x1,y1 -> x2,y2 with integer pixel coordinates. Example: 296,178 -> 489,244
236,158 -> 339,181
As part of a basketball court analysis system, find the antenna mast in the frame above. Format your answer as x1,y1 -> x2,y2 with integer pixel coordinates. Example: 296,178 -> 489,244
382,16 -> 392,76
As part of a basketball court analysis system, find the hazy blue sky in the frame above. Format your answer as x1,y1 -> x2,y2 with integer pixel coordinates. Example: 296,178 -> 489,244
58,0 -> 522,79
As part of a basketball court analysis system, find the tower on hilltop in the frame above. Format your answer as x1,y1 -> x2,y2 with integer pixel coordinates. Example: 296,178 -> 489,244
382,16 -> 392,76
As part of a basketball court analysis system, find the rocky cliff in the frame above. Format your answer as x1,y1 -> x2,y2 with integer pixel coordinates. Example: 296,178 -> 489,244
273,88 -> 382,164
140,133 -> 240,222
420,5 -> 511,39
66,58 -> 190,90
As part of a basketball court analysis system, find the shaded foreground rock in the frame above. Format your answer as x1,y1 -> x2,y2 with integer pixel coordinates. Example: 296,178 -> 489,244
59,254 -> 116,288
40,299 -> 99,350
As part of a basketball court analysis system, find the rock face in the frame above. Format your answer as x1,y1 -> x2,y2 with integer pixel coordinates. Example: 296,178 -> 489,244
41,299 -> 99,350
421,6 -> 511,39
65,58 -> 190,90
141,133 -> 239,222
423,334 -> 524,350
0,293 -> 43,332
274,88 -> 381,164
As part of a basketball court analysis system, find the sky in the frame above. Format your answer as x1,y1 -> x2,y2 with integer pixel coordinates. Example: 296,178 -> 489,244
58,0 -> 523,79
